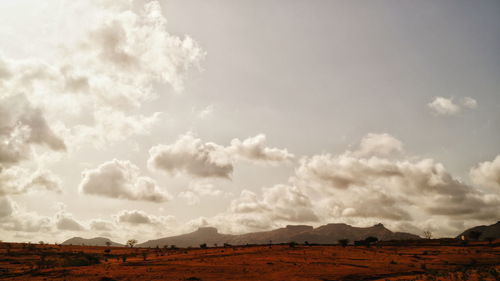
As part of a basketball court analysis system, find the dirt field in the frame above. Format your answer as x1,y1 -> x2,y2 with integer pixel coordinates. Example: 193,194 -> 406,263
0,242 -> 499,280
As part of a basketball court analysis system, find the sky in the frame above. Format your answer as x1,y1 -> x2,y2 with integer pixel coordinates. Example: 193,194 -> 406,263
0,0 -> 499,244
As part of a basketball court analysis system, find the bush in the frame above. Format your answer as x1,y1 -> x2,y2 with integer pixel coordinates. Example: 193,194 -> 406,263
62,254 -> 100,267
199,243 -> 207,249
338,239 -> 349,247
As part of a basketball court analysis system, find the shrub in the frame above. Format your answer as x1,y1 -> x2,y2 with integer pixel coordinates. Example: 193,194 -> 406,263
365,236 -> 378,244
338,239 -> 349,247
62,254 -> 100,267
199,243 -> 207,249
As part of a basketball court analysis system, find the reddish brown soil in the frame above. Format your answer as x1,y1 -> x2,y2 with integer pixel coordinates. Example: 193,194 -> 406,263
0,242 -> 499,280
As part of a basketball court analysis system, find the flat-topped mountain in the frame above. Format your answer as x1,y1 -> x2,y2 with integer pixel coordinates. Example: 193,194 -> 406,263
457,221 -> 500,241
61,237 -> 123,247
138,223 -> 420,248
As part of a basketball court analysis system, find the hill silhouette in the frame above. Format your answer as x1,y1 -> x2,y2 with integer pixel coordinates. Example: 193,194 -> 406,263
457,221 -> 500,241
61,237 -> 123,247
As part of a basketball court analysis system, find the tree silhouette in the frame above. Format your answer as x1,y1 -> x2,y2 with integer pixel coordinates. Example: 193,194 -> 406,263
105,241 -> 111,247
423,230 -> 432,239
127,239 -> 138,248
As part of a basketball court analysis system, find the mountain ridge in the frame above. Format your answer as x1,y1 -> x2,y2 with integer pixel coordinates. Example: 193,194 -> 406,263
137,223 -> 420,248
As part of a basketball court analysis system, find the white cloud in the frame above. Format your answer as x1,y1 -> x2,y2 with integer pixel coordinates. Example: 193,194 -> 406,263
148,133 -> 233,179
352,133 -> 403,158
79,159 -> 171,202
148,133 -> 294,179
0,94 -> 66,167
0,167 -> 62,196
90,219 -> 115,231
292,134 -> 500,232
228,134 -> 295,164
56,214 -> 86,231
115,209 -> 176,226
116,210 -> 152,224
460,97 -> 478,109
183,133 -> 499,237
470,155 -> 500,189
428,97 -> 461,115
196,104 -> 215,119
428,96 -> 478,116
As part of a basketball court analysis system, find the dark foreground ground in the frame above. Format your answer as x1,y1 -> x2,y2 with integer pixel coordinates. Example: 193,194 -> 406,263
0,241 -> 499,280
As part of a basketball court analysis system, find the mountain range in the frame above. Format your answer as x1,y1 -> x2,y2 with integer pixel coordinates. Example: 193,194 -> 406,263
137,223 -> 419,248
62,221 -> 500,248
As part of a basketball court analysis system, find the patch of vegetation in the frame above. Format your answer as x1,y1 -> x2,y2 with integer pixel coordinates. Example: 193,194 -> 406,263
338,239 -> 349,247
62,254 -> 100,267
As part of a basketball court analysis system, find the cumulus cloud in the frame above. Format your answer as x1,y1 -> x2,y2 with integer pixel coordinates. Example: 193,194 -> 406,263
149,133 -> 294,178
470,155 -> 500,189
176,133 -> 495,236
90,219 -> 115,231
79,159 -> 171,202
428,97 -> 461,115
116,210 -> 152,224
0,167 -> 62,196
353,133 -> 403,158
115,209 -> 176,226
0,94 -> 66,167
56,214 -> 86,231
228,134 -> 294,164
224,184 -> 319,230
148,133 -> 233,178
428,96 -> 478,116
291,133 -> 500,233
460,97 -> 478,109
0,0 -> 205,157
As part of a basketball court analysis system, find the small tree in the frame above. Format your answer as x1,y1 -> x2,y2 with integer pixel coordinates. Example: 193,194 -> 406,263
200,243 -> 207,249
423,230 -> 432,239
105,241 -> 111,247
338,239 -> 349,247
127,239 -> 138,248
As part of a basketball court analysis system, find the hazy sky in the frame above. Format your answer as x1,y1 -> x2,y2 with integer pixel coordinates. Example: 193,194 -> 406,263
1,0 -> 499,243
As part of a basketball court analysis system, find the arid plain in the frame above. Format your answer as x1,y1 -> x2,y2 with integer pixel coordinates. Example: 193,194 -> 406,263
1,241 -> 499,281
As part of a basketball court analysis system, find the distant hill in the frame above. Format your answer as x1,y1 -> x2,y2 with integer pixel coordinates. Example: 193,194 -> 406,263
61,237 -> 123,247
457,221 -> 500,241
138,223 -> 420,248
